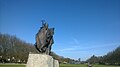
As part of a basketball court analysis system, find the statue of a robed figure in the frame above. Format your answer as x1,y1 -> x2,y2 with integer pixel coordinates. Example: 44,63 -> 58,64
26,21 -> 59,67
35,21 -> 54,55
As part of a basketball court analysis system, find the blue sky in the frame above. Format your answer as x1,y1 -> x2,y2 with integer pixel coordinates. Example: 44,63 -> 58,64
0,0 -> 120,61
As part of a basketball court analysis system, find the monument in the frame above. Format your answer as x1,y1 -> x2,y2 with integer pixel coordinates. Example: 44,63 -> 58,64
26,21 -> 59,67
35,21 -> 54,55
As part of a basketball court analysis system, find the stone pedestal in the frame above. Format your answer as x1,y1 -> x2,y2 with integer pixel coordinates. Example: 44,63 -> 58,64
26,54 -> 59,67
53,60 -> 59,67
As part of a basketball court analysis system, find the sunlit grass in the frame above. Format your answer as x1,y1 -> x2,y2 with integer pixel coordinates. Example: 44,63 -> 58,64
60,64 -> 120,67
0,64 -> 25,67
0,64 -> 120,67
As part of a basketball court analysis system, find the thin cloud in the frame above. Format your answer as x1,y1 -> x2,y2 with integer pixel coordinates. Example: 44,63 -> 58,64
58,47 -> 75,52
56,42 -> 120,53
73,38 -> 79,45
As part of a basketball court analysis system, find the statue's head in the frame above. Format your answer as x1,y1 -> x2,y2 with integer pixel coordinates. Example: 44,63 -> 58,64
44,23 -> 48,29
42,22 -> 48,29
41,20 -> 48,28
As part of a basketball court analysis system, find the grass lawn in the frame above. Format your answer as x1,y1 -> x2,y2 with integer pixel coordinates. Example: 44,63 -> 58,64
60,64 -> 120,67
0,64 -> 25,67
0,64 -> 120,67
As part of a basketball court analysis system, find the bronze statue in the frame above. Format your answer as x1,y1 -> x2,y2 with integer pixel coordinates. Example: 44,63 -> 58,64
35,21 -> 54,55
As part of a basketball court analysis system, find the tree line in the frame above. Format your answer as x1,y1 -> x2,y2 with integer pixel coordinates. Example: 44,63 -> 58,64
0,33 -> 38,63
0,33 -> 77,63
86,46 -> 120,65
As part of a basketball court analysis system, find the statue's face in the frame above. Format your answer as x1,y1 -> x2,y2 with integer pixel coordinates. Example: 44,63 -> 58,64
44,23 -> 48,28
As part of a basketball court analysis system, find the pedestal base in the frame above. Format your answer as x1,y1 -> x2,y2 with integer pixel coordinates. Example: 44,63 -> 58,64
26,54 -> 59,67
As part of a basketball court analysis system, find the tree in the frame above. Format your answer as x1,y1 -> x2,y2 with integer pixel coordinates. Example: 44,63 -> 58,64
87,46 -> 120,65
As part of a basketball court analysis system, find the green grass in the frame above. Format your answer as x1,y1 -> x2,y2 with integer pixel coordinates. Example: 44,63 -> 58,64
60,64 -> 86,67
93,64 -> 120,67
60,64 -> 120,67
0,64 -> 120,67
0,64 -> 25,67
